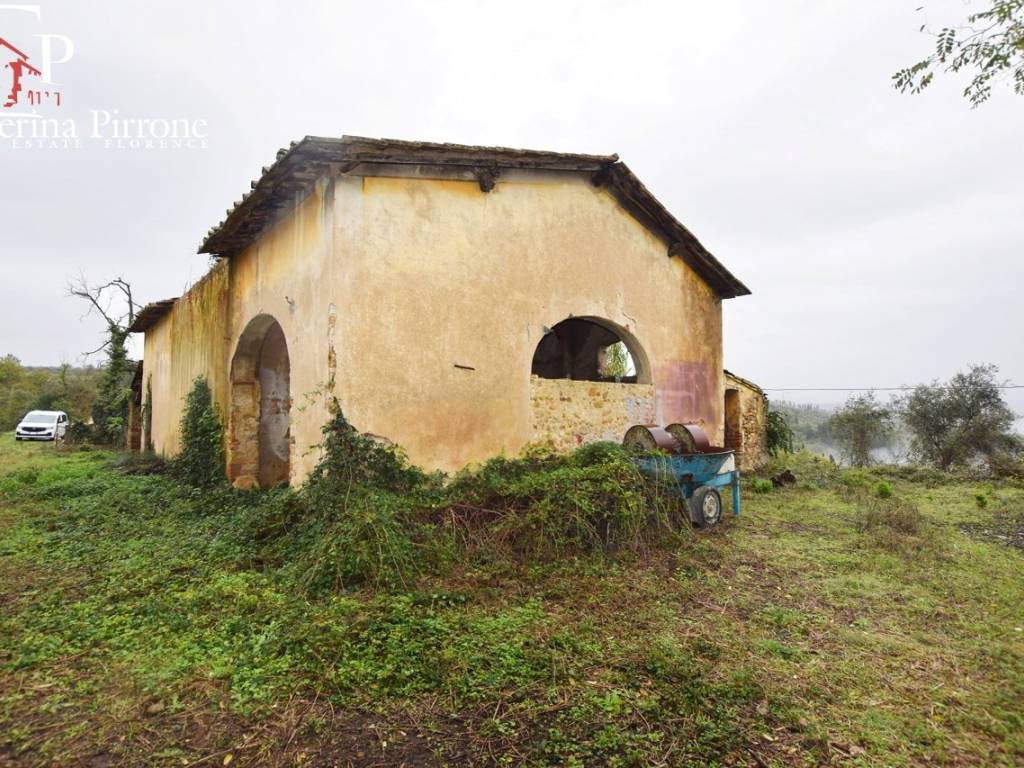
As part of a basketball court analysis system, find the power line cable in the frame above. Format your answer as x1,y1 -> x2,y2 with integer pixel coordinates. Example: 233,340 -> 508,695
762,385 -> 1023,392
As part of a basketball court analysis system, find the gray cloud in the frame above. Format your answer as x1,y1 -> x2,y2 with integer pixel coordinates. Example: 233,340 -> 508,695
1,0 -> 1021,419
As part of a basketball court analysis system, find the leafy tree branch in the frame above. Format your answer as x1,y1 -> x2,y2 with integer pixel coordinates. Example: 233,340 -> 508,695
895,0 -> 1024,106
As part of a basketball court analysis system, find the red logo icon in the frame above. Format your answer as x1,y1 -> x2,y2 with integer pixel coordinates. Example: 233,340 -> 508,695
1,36 -> 62,108
1,37 -> 41,107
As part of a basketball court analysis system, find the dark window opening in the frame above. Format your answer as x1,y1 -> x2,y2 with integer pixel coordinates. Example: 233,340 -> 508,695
531,318 -> 639,383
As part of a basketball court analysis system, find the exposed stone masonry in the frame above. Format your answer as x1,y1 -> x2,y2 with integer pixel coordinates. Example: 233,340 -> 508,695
530,376 -> 655,452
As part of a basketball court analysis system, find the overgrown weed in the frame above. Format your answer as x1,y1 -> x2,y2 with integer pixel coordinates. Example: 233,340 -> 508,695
232,409 -> 693,594
854,494 -> 944,556
3,435 -> 1023,765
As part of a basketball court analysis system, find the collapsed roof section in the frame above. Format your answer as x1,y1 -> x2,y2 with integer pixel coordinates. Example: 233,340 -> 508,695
198,135 -> 750,299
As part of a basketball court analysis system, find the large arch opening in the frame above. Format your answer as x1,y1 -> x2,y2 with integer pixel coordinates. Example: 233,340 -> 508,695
531,317 -> 650,384
528,316 -> 656,452
229,315 -> 291,488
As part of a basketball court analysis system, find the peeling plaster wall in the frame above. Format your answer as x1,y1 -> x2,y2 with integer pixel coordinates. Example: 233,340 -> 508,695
142,169 -> 726,480
724,372 -> 770,471
225,180 -> 335,484
142,263 -> 230,456
143,184 -> 335,485
332,172 -> 723,473
529,376 -> 655,452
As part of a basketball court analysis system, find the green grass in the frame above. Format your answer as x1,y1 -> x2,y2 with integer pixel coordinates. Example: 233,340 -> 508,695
0,442 -> 1022,766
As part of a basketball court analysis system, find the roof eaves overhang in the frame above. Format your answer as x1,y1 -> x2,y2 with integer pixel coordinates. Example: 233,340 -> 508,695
127,297 -> 178,334
199,136 -> 750,299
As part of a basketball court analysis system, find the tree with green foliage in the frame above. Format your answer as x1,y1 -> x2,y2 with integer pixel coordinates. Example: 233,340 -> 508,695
765,410 -> 795,456
895,0 -> 1024,106
0,355 -> 101,430
900,364 -> 1020,470
827,392 -> 895,468
173,377 -> 226,487
601,342 -> 630,380
0,355 -> 34,430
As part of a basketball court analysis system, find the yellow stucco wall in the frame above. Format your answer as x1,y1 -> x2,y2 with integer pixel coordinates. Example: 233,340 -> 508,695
331,172 -> 723,472
142,263 -> 229,456
142,169 -> 727,480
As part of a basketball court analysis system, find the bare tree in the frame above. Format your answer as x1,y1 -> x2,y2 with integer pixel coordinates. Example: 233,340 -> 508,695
67,275 -> 141,443
67,275 -> 140,356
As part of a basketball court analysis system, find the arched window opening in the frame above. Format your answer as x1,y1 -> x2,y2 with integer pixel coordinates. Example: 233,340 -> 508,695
229,315 -> 291,488
531,317 -> 645,384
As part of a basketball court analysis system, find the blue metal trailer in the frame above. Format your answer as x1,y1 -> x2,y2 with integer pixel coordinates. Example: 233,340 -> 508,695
632,451 -> 741,528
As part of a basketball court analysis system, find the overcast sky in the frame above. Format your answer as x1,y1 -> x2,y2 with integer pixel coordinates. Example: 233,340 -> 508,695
1,0 -> 1021,417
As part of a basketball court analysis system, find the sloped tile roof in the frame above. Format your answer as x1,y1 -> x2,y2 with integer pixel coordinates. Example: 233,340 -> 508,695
199,135 -> 750,298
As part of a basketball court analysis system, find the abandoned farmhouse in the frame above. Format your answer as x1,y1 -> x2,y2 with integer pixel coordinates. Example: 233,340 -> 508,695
128,136 -> 767,488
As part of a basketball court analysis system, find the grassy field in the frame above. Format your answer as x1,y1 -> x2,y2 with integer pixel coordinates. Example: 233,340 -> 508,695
0,439 -> 1021,767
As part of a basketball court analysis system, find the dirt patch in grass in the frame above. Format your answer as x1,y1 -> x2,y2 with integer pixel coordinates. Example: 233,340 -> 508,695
2,682 -> 445,767
958,510 -> 1024,551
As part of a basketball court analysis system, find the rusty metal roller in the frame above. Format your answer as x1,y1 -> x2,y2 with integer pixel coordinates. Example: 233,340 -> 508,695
623,425 -> 681,453
664,423 -> 711,454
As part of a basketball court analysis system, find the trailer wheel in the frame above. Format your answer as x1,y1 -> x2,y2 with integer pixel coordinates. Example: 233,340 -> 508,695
689,486 -> 722,529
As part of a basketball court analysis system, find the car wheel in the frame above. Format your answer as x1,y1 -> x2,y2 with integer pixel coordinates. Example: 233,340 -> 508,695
689,486 -> 723,529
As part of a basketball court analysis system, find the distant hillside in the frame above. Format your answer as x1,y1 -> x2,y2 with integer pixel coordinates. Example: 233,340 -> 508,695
770,400 -> 834,451
770,399 -> 911,464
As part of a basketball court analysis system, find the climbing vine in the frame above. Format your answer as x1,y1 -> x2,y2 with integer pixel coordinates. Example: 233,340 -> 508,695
91,325 -> 132,445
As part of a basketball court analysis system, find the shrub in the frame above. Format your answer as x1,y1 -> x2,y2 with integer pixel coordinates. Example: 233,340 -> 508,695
975,493 -> 988,509
855,496 -> 940,555
858,497 -> 922,536
306,404 -> 430,496
751,478 -> 773,494
171,377 -> 226,488
254,404 -> 431,594
869,463 -> 948,486
988,452 -> 1024,480
442,442 -> 683,557
767,450 -> 841,490
876,481 -> 894,499
766,411 -> 795,456
143,374 -> 153,451
65,420 -> 97,445
248,413 -> 693,594
288,490 -> 420,593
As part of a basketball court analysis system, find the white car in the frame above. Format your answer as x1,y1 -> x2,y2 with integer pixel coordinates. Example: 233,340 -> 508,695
15,410 -> 69,441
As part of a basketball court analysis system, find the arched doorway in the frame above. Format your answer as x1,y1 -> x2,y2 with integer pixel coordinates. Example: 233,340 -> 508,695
229,315 -> 291,488
531,317 -> 650,384
724,388 -> 741,452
